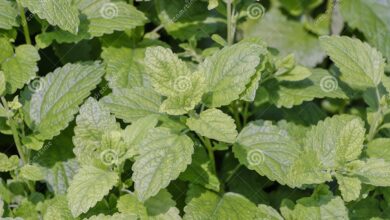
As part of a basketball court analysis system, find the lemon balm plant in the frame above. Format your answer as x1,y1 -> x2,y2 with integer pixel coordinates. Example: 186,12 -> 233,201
0,0 -> 390,219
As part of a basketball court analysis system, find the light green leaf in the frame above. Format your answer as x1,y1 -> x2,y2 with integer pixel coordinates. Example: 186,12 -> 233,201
0,71 -> 5,96
335,174 -> 361,202
304,115 -> 366,169
340,0 -> 390,60
27,62 -> 104,140
87,213 -> 138,220
144,189 -> 181,220
266,68 -> 348,108
44,159 -> 79,195
319,36 -> 385,89
0,0 -> 18,30
117,193 -> 148,219
279,0 -> 322,16
276,66 -> 312,82
240,68 -> 262,102
208,0 -> 218,10
0,37 -> 13,63
101,87 -> 162,123
241,9 -> 325,67
183,185 -> 258,220
0,153 -> 18,172
199,42 -> 262,107
73,98 -> 120,165
180,144 -> 220,192
19,164 -> 45,181
101,47 -> 146,90
348,159 -> 390,187
42,196 -> 73,220
234,121 -> 306,187
367,138 -> 390,161
282,185 -> 349,220
2,45 -> 40,94
186,108 -> 237,143
67,166 -> 118,217
19,0 -> 80,34
256,204 -> 284,220
145,46 -> 206,115
132,127 -> 194,201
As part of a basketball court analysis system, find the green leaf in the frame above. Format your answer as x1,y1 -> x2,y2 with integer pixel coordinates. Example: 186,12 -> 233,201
0,37 -> 13,63
26,62 -> 104,140
208,0 -> 218,10
281,185 -> 349,220
200,42 -> 263,107
101,47 -> 145,90
367,138 -> 390,161
67,166 -> 118,217
144,189 -> 181,220
44,160 -> 79,195
241,9 -> 325,67
19,0 -> 80,34
335,174 -> 361,202
101,87 -> 162,123
303,115 -> 366,168
145,46 -> 206,115
278,0 -> 322,16
86,213 -> 138,220
2,45 -> 40,94
340,0 -> 390,60
73,98 -> 120,165
180,144 -> 220,192
186,108 -> 237,143
0,71 -> 5,96
0,153 -> 18,172
348,159 -> 390,187
319,36 -> 385,89
41,196 -> 73,220
0,0 -> 18,30
183,185 -> 258,220
266,68 -> 348,108
256,204 -> 284,220
276,66 -> 312,82
117,193 -> 148,219
19,164 -> 45,181
132,127 -> 194,201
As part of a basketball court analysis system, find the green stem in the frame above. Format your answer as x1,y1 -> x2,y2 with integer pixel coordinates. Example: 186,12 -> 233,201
231,101 -> 242,130
368,88 -> 384,141
198,135 -> 217,174
224,164 -> 241,184
226,0 -> 233,45
242,102 -> 249,126
17,1 -> 31,45
1,97 -> 27,164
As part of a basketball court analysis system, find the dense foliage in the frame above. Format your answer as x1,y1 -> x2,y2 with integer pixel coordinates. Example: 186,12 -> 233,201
0,0 -> 390,219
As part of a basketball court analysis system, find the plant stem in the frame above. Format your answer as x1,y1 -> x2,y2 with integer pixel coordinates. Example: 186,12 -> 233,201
1,97 -> 27,164
198,135 -> 217,174
17,0 -> 31,45
368,88 -> 384,141
231,101 -> 242,130
224,164 -> 241,184
226,0 -> 233,45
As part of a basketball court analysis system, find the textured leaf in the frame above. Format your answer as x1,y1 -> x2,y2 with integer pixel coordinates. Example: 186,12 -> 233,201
132,127 -> 194,201
304,115 -> 366,169
44,159 -> 79,195
367,138 -> 390,161
20,0 -> 80,34
266,68 -> 348,108
0,153 -> 18,172
27,62 -> 104,140
87,213 -> 137,220
101,87 -> 162,123
0,71 -> 5,95
233,121 -> 327,187
0,37 -> 13,63
0,0 -> 18,30
2,45 -> 40,94
186,108 -> 237,143
42,196 -> 73,220
199,42 -> 262,107
348,159 -> 390,187
320,36 -> 385,89
73,98 -> 120,165
256,204 -> 284,220
19,164 -> 45,181
67,166 -> 118,217
335,174 -> 361,202
144,189 -> 181,220
117,193 -> 148,219
279,0 -> 322,16
340,0 -> 390,60
241,9 -> 325,67
183,185 -> 258,220
145,46 -> 206,115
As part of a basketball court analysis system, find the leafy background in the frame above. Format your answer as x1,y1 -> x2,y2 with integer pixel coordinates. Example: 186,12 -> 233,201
0,0 -> 390,219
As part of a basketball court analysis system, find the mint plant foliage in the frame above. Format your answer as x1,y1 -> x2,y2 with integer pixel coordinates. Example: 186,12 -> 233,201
0,0 -> 390,219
